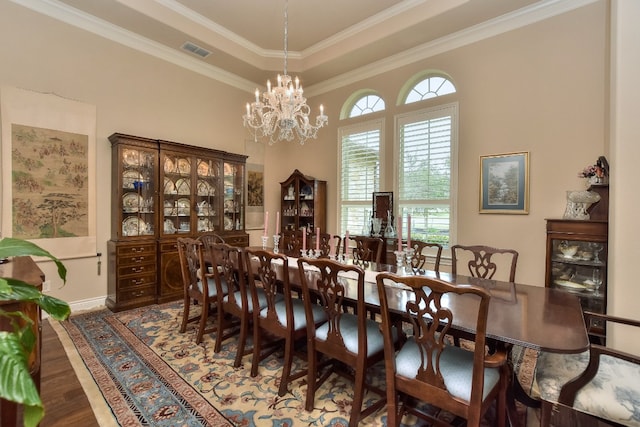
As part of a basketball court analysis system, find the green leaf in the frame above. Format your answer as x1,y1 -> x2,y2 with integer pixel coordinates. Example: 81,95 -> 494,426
0,331 -> 42,406
0,279 -> 70,320
0,238 -> 67,283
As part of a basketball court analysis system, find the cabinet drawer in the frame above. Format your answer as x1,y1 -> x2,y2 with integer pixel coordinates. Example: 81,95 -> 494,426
118,273 -> 156,289
118,285 -> 155,301
225,235 -> 249,247
160,241 -> 178,253
117,252 -> 155,266
117,243 -> 156,257
118,263 -> 156,277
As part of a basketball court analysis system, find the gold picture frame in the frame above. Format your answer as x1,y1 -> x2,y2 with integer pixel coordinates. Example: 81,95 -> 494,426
480,151 -> 529,214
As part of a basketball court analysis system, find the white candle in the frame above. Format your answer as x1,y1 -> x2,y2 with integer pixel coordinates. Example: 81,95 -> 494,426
397,216 -> 402,251
264,211 -> 268,237
407,214 -> 412,248
302,227 -> 307,251
276,212 -> 280,235
316,227 -> 320,251
329,237 -> 335,257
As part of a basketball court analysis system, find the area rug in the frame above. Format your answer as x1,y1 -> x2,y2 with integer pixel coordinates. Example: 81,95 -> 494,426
51,302 -> 537,426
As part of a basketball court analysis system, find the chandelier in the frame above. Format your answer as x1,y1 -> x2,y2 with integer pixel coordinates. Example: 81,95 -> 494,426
243,0 -> 328,145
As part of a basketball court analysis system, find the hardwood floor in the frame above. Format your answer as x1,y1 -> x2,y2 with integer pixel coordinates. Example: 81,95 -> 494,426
40,320 -> 99,427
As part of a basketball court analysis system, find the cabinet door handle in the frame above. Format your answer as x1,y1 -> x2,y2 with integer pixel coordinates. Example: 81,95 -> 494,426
132,266 -> 145,273
134,256 -> 145,263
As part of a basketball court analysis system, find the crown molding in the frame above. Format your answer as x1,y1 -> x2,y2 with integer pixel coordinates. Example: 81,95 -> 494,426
11,0 -> 599,96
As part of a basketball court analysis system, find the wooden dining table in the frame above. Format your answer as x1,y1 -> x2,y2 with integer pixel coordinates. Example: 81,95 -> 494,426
246,250 -> 591,425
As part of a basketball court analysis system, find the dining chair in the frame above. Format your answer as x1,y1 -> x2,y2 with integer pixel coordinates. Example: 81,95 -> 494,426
244,248 -> 326,397
537,311 -> 640,427
405,239 -> 443,272
203,241 -> 257,367
176,237 -> 224,344
376,272 -> 508,427
280,229 -> 304,257
310,232 -> 341,258
347,235 -> 383,264
297,257 -> 394,427
197,231 -> 225,246
450,244 -> 519,282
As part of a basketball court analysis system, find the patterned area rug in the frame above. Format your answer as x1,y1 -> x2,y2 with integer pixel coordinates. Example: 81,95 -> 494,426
53,302 -> 538,426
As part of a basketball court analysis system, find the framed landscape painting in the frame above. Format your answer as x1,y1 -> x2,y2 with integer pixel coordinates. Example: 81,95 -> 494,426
480,151 -> 529,214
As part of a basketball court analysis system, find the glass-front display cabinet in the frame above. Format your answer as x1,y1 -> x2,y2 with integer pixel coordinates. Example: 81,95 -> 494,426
222,160 -> 244,236
280,169 -> 326,233
545,219 -> 608,343
108,134 -> 159,312
107,133 -> 248,312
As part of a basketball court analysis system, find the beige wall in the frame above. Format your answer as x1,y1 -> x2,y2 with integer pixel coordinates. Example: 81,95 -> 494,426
0,1 -> 250,305
271,2 -> 608,288
0,0 -> 625,316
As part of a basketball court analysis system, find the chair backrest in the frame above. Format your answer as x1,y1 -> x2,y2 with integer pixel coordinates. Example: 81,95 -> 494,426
297,258 -> 367,355
244,248 -> 293,330
407,240 -> 443,272
376,272 -> 493,417
203,241 -> 246,308
176,237 -> 207,298
310,232 -> 342,258
348,236 -> 383,264
280,230 -> 304,257
197,232 -> 225,247
451,244 -> 519,282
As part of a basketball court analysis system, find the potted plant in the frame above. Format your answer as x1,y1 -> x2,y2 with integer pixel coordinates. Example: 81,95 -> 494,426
0,237 -> 70,427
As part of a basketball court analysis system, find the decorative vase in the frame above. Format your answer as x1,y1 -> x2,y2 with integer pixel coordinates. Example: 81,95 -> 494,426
563,190 -> 601,220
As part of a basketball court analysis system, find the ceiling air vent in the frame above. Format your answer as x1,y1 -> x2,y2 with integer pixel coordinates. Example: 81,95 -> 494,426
181,42 -> 211,58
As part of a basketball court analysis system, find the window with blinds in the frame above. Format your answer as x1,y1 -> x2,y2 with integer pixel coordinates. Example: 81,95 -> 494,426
338,120 -> 383,235
396,103 -> 457,245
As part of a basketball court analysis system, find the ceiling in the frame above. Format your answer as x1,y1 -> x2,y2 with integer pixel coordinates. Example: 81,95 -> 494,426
21,0 -> 589,93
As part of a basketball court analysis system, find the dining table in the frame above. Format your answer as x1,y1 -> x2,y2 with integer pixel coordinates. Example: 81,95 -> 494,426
246,249 -> 591,426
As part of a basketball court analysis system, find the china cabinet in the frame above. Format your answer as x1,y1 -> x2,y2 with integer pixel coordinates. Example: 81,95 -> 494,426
545,219 -> 608,343
107,133 -> 248,311
280,169 -> 326,234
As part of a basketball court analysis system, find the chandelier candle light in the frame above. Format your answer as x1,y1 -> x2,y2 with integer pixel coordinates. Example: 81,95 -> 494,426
243,0 -> 328,145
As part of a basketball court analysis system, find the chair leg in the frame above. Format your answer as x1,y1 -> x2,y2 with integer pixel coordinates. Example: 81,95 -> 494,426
233,315 -> 249,368
214,306 -> 225,353
195,301 -> 208,344
180,296 -> 190,333
251,324 -> 261,377
540,400 -> 553,427
305,347 -> 317,411
278,336 -> 294,397
349,361 -> 367,427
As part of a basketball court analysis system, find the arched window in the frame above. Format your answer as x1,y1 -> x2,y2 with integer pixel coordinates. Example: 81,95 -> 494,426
349,94 -> 385,117
405,75 -> 456,104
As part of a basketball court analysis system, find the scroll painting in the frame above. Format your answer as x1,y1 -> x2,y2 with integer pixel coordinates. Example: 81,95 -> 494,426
1,86 -> 97,259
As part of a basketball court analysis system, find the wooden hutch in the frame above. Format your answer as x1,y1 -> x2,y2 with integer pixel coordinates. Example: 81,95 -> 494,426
107,133 -> 248,311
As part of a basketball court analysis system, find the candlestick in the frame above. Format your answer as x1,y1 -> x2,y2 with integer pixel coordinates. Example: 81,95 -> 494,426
407,214 -> 412,248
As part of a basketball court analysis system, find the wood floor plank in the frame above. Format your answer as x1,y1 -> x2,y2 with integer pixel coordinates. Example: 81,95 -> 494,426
40,320 -> 99,427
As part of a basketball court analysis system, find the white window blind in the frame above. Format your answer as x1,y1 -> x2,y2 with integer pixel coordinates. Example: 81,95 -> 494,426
396,104 -> 457,246
338,120 -> 383,235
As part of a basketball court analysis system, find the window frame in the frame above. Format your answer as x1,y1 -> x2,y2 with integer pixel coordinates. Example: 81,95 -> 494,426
393,102 -> 459,247
337,118 -> 385,236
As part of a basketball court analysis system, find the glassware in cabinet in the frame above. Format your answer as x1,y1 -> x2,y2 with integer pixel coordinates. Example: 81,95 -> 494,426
160,152 -> 192,235
223,161 -> 244,231
119,146 -> 156,237
195,157 -> 220,232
